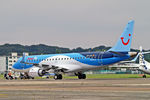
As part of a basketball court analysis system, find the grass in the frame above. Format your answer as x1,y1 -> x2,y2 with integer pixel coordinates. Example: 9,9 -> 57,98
64,74 -> 150,79
0,75 -> 4,79
1,74 -> 150,80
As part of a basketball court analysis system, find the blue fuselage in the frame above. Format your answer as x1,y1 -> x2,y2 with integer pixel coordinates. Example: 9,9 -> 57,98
13,51 -> 130,72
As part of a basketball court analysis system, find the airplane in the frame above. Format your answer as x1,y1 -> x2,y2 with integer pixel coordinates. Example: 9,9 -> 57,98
12,20 -> 137,80
116,46 -> 150,78
138,47 -> 150,78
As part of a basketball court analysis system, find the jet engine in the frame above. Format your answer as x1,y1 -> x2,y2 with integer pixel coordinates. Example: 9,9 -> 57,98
28,67 -> 46,77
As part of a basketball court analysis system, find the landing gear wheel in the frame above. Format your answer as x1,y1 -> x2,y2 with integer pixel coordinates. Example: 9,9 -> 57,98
46,76 -> 49,79
54,74 -> 63,80
54,75 -> 58,80
78,75 -> 82,79
82,74 -> 86,79
143,74 -> 146,78
58,74 -> 62,79
5,77 -> 8,80
78,74 -> 86,79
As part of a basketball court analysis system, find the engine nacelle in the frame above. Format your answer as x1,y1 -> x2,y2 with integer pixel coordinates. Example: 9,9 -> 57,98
28,67 -> 46,77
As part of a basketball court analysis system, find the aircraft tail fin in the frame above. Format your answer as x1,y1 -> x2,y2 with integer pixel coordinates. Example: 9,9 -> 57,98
131,46 -> 150,64
139,46 -> 145,65
108,20 -> 134,52
20,52 -> 26,63
139,46 -> 149,70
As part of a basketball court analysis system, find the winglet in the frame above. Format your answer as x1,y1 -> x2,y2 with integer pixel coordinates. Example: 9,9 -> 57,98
108,20 -> 134,52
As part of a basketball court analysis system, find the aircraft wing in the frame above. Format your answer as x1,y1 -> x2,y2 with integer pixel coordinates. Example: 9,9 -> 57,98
49,64 -> 81,73
33,64 -> 70,72
143,51 -> 150,55
119,51 -> 150,64
22,61 -> 70,72
42,64 -> 71,72
50,65 -> 69,72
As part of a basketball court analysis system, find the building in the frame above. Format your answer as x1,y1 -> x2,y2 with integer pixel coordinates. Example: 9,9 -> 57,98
0,52 -> 29,73
8,52 -> 29,70
7,53 -> 20,70
0,56 -> 6,73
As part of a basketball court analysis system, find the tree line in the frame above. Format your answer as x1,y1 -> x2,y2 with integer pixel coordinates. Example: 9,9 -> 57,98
0,43 -> 150,61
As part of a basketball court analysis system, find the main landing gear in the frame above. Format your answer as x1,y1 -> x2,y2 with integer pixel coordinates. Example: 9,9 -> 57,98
75,72 -> 86,79
54,74 -> 63,80
20,73 -> 34,79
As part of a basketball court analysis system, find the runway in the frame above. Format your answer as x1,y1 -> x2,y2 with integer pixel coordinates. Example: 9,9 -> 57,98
0,78 -> 150,100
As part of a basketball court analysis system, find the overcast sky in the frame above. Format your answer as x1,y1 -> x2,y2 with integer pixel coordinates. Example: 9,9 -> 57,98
0,0 -> 150,49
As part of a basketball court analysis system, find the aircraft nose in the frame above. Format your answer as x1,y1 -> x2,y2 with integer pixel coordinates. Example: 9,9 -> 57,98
128,52 -> 138,57
12,62 -> 19,69
12,63 -> 17,69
